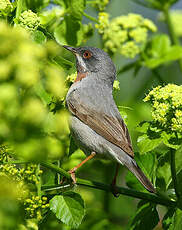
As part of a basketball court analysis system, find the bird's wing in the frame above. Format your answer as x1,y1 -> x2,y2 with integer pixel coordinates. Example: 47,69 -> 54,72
67,99 -> 134,157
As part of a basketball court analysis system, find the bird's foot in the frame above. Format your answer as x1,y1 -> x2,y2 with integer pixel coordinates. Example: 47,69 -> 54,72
110,163 -> 120,197
68,168 -> 77,184
60,168 -> 77,184
111,181 -> 120,198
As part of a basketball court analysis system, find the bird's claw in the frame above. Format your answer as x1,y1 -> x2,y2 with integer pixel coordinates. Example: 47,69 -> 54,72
111,182 -> 120,198
60,168 -> 77,185
68,169 -> 77,184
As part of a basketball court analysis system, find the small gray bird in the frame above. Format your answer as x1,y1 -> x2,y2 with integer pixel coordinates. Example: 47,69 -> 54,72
64,45 -> 155,193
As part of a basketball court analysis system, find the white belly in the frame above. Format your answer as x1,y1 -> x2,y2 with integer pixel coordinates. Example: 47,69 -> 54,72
70,116 -> 114,159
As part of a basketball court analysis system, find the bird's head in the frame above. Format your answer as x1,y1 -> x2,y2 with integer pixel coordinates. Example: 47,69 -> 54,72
63,46 -> 116,85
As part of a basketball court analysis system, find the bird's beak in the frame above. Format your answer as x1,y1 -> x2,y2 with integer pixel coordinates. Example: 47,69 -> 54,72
63,45 -> 77,54
63,45 -> 87,73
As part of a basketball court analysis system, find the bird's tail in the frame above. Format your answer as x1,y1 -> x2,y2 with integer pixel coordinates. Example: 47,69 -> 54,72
123,158 -> 155,193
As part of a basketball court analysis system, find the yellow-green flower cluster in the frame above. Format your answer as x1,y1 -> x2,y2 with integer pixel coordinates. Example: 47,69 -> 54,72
0,162 -> 43,184
22,164 -> 43,184
0,161 -> 47,220
0,145 -> 9,162
96,13 -> 157,58
0,0 -> 13,15
170,10 -> 182,37
0,164 -> 23,181
65,72 -> 77,87
19,219 -> 39,230
144,84 -> 182,133
24,195 -> 49,220
95,12 -> 109,33
18,10 -> 40,32
0,21 -> 67,160
91,0 -> 109,11
113,79 -> 120,91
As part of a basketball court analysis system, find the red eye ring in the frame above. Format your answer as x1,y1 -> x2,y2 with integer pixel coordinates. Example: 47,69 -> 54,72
83,50 -> 92,59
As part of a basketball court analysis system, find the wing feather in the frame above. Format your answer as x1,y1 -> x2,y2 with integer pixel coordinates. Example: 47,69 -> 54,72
67,100 -> 134,157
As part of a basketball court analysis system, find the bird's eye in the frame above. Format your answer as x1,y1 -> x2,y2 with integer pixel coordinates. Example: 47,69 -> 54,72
83,50 -> 92,59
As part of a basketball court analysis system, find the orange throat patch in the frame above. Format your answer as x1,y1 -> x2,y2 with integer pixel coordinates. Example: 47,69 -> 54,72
74,72 -> 88,82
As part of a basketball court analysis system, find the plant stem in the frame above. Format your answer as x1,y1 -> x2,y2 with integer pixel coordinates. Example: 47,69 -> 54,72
15,0 -> 23,20
170,148 -> 180,199
3,160 -> 29,164
57,160 -> 61,184
53,56 -> 74,69
83,12 -> 99,23
41,161 -> 176,207
152,69 -> 164,84
36,164 -> 42,197
41,161 -> 71,178
42,184 -> 72,192
163,6 -> 182,73
86,0 -> 99,4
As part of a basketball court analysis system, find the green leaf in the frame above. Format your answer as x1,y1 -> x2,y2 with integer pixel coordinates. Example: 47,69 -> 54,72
131,0 -> 177,10
167,145 -> 182,191
143,34 -> 182,68
176,145 -> 182,174
34,83 -> 52,106
54,15 -> 83,46
50,192 -> 85,228
54,21 -> 67,45
163,208 -> 176,230
161,132 -> 181,150
156,151 -> 171,190
149,34 -> 171,57
126,152 -> 156,192
156,145 -> 182,191
126,170 -> 146,192
137,134 -> 162,154
128,202 -> 159,230
171,209 -> 182,230
118,108 -> 128,125
69,135 -> 78,156
164,209 -> 182,230
69,0 -> 85,20
53,56 -> 74,70
65,15 -> 83,46
24,0 -> 50,11
41,168 -> 56,186
54,0 -> 85,46
163,46 -> 182,62
32,30 -> 47,44
136,121 -> 150,133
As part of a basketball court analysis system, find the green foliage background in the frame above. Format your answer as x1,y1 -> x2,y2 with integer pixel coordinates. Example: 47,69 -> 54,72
0,0 -> 182,229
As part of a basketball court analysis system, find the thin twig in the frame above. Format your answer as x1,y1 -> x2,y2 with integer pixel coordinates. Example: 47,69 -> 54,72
41,161 -> 176,207
36,164 -> 42,197
3,160 -> 30,164
57,160 -> 61,184
15,0 -> 23,20
83,12 -> 99,23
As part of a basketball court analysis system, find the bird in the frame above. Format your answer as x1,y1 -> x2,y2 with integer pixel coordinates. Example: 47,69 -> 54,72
63,45 -> 155,194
